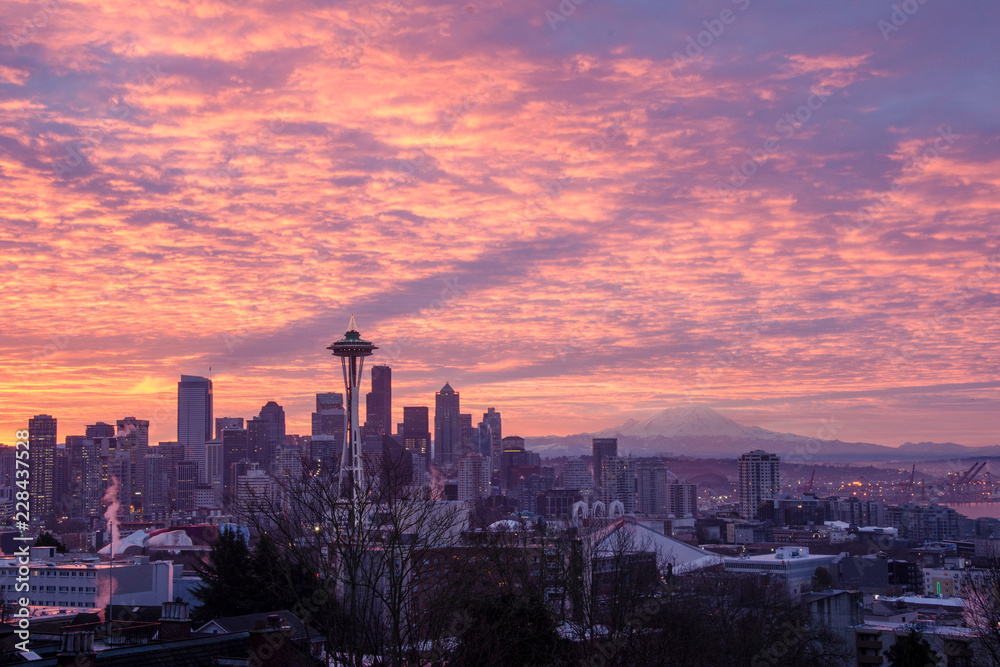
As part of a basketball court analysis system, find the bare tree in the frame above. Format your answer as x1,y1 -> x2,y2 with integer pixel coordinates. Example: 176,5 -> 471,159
641,571 -> 851,667
235,446 -> 468,667
960,558 -> 1000,666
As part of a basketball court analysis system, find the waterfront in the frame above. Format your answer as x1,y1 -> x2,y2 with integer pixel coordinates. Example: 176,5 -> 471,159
945,502 -> 1000,520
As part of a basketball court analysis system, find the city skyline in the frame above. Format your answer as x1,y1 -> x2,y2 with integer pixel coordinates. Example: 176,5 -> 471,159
2,1 -> 999,448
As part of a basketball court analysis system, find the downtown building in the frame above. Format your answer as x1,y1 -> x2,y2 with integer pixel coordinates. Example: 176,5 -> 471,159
457,453 -> 491,503
482,407 -> 502,478
636,458 -> 697,517
601,455 -> 637,514
28,414 -> 57,520
364,365 -> 392,437
177,375 -> 213,484
402,406 -> 431,462
592,438 -> 618,503
561,456 -> 593,495
434,383 -> 462,467
738,449 -> 781,520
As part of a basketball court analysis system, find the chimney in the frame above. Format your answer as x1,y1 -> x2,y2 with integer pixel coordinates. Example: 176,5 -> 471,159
158,600 -> 192,641
248,615 -> 291,667
57,631 -> 96,667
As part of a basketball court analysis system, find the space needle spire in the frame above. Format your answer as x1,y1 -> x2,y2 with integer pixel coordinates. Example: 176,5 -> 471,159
327,316 -> 377,499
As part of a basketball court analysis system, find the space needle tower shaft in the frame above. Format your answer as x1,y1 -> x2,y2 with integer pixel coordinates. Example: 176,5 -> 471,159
327,316 -> 377,500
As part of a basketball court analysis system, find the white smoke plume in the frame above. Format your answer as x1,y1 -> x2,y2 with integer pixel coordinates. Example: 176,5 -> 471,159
102,476 -> 121,554
429,464 -> 445,501
95,476 -> 121,621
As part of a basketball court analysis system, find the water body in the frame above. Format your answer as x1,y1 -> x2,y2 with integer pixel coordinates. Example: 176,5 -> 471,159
944,502 -> 1000,520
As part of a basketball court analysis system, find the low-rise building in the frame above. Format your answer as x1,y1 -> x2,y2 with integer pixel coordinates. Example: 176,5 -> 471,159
723,546 -> 839,595
0,547 -> 174,610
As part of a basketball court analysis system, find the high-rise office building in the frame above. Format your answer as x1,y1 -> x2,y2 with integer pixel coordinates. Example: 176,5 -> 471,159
144,453 -> 167,517
499,435 -> 529,492
176,461 -> 197,511
738,449 -> 781,520
258,401 -> 286,468
434,383 -> 461,467
561,456 -> 592,494
482,408 -> 502,477
68,437 -> 101,517
85,422 -> 116,439
116,417 -> 149,513
472,422 -> 492,460
364,365 -> 392,437
592,438 -> 618,502
402,406 -> 431,461
29,414 -> 57,519
53,445 -> 71,517
457,453 -> 491,503
459,413 -> 474,458
636,459 -> 696,517
215,417 -> 244,440
247,417 -> 271,469
602,455 -> 636,513
157,441 -> 183,499
221,428 -> 249,500
206,439 -> 222,505
177,375 -> 213,484
312,393 -> 346,458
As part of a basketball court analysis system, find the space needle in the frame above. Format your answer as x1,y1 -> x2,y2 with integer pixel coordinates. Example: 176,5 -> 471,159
327,315 -> 377,499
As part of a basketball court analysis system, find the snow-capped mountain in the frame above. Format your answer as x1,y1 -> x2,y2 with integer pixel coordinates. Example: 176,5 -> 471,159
592,406 -> 804,442
524,406 -> 995,460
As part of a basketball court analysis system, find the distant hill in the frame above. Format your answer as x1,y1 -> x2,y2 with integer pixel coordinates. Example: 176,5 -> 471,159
524,406 -> 998,461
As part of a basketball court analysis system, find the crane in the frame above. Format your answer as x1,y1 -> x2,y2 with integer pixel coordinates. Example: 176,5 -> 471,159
898,464 -> 916,489
798,470 -> 816,494
964,461 -> 987,484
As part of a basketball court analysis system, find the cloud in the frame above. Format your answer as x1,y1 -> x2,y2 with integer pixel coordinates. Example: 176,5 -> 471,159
1,0 -> 998,446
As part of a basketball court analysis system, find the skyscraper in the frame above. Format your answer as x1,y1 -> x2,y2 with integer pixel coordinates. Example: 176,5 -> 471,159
177,375 -> 213,484
738,449 -> 781,520
434,382 -> 461,467
472,422 -> 492,460
221,428 -> 249,500
635,459 -> 695,517
258,401 -> 286,466
365,365 -> 392,437
68,436 -> 101,517
457,453 -> 491,503
85,422 -> 116,439
144,453 -> 167,517
602,455 -> 636,513
116,416 -> 149,513
592,438 -> 618,502
215,417 -> 244,440
176,461 -> 197,511
459,413 -> 474,458
205,439 -> 222,505
561,456 -> 592,494
482,408 -> 502,477
29,414 -> 57,519
247,417 -> 271,469
312,393 -> 346,457
402,407 -> 430,461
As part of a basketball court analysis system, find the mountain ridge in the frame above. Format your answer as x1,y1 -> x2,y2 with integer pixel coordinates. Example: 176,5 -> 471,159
522,407 -> 1000,460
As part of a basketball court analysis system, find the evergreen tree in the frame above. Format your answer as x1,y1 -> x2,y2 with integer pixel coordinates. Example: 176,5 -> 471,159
34,532 -> 68,553
191,527 -> 256,623
884,630 -> 939,667
449,593 -> 571,666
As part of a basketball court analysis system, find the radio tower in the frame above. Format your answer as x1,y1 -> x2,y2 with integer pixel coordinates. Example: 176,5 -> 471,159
328,316 -> 377,499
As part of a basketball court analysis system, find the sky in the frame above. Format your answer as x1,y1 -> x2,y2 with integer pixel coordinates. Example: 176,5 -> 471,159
1,0 -> 998,449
